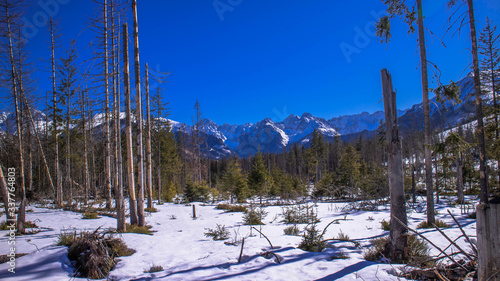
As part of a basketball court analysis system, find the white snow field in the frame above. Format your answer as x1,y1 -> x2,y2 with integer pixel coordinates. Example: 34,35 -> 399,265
0,197 -> 478,280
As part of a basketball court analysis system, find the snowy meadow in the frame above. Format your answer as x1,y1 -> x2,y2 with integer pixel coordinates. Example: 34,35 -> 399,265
0,196 -> 478,280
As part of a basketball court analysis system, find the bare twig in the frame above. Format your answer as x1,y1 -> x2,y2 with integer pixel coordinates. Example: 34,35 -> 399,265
447,210 -> 478,255
392,215 -> 467,271
432,223 -> 475,261
238,237 -> 245,263
434,269 -> 451,281
380,253 -> 402,281
251,227 -> 274,249
319,215 -> 351,239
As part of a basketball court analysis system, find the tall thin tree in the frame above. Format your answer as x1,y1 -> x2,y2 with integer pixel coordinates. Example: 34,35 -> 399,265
49,18 -> 63,206
123,22 -> 137,226
103,0 -> 112,209
466,0 -> 488,204
111,0 -> 125,231
132,0 -> 145,226
376,0 -> 435,224
145,63 -> 153,209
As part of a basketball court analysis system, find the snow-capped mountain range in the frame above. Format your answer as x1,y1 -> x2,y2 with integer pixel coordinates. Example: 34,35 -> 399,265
0,74 -> 482,158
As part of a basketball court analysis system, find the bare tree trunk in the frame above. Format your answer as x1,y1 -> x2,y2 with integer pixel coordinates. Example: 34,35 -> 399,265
132,0 -> 145,226
145,63 -> 153,209
435,159 -> 439,204
412,163 -> 416,204
103,0 -> 112,210
156,94 -> 162,204
468,1 -> 495,279
66,83 -> 72,205
116,14 -> 124,228
416,0 -> 435,225
81,88 -> 89,205
49,18 -> 62,206
14,92 -> 25,234
90,107 -> 98,201
157,165 -> 161,204
111,1 -> 125,232
27,132 -> 32,192
477,201 -> 500,281
381,69 -> 408,262
123,22 -> 137,226
457,155 -> 464,204
467,0 -> 489,205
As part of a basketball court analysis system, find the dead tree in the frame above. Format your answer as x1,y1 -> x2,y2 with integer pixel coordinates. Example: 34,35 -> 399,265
154,88 -> 163,204
145,63 -> 153,209
465,1 -> 498,279
103,0 -> 112,209
463,0 -> 489,207
132,0 -> 145,226
81,86 -> 90,205
110,0 -> 125,231
416,0 -> 435,225
49,18 -> 63,206
381,69 -> 408,261
64,52 -> 72,205
123,22 -> 137,226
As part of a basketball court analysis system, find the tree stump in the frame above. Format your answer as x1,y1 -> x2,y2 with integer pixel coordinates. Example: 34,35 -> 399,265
477,199 -> 500,281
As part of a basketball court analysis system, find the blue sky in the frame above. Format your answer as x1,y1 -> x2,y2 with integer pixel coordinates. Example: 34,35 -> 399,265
13,0 -> 500,125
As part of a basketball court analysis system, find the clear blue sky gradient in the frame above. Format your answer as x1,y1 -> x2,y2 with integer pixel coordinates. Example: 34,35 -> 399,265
15,0 -> 500,125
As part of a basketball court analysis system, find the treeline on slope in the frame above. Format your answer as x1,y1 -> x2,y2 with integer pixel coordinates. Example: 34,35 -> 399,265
4,102 -> 498,207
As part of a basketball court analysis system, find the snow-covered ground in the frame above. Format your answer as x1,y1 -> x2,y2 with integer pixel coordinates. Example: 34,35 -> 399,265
0,197 -> 478,280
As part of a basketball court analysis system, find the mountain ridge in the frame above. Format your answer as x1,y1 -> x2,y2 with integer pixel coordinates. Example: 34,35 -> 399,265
0,74 -> 481,158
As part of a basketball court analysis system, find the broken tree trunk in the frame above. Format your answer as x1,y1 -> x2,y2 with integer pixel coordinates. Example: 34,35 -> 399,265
477,200 -> 500,281
381,69 -> 408,262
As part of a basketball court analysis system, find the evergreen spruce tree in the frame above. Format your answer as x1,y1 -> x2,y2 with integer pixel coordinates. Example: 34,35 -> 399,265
311,129 -> 327,181
248,153 -> 267,204
479,18 -> 500,188
338,145 -> 361,199
222,158 -> 247,203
